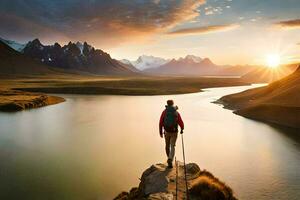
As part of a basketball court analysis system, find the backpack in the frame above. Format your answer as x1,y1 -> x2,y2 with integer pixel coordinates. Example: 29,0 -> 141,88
163,106 -> 178,133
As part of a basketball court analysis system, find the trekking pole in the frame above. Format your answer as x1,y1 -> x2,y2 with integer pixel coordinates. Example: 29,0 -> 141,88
181,130 -> 189,200
175,156 -> 178,200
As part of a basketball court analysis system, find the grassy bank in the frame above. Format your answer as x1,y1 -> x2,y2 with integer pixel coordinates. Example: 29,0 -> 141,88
218,67 -> 300,129
0,90 -> 65,112
1,75 -> 249,96
0,75 -> 249,112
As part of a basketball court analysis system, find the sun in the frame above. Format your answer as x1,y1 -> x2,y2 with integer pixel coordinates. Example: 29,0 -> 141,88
266,54 -> 280,68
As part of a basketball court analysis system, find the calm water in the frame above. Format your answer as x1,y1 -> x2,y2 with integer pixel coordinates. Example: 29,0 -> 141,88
1,85 -> 300,200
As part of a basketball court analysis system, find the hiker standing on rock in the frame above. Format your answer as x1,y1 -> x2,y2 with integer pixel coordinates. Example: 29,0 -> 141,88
159,100 -> 184,168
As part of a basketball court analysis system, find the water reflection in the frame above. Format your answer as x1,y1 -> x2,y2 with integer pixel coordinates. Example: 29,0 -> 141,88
0,85 -> 299,200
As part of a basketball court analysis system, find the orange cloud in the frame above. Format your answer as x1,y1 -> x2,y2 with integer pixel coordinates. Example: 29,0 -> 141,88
167,24 -> 239,35
0,0 -> 205,47
275,19 -> 300,29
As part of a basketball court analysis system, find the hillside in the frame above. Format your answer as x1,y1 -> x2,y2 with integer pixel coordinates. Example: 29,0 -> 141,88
0,40 -> 56,75
0,38 -> 25,52
241,64 -> 298,83
219,66 -> 300,129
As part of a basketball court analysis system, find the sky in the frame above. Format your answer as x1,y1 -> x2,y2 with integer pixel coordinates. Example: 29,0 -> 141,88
1,0 -> 300,65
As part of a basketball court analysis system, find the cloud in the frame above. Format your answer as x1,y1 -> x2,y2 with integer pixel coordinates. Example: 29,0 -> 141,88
0,0 -> 205,47
275,19 -> 300,29
167,24 -> 239,35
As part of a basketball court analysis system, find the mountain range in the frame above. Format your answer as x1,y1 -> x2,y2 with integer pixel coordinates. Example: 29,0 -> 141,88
22,39 -> 137,75
0,37 -> 138,75
1,37 -> 298,81
144,56 -> 220,76
120,55 -> 169,70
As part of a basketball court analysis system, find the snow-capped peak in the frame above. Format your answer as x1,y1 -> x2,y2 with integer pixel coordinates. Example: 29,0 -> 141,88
0,38 -> 26,52
76,42 -> 84,54
178,55 -> 202,63
131,55 -> 170,70
185,55 -> 202,63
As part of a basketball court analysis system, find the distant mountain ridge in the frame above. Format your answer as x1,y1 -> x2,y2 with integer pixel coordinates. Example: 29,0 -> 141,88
22,39 -> 137,75
120,55 -> 170,70
178,55 -> 203,63
1,37 -> 296,79
144,55 -> 221,76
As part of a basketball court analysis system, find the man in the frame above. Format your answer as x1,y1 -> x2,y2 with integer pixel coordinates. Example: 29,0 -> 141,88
159,100 -> 184,168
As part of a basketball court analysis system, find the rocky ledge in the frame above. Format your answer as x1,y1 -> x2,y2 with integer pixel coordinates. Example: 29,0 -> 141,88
114,162 -> 237,200
0,89 -> 65,112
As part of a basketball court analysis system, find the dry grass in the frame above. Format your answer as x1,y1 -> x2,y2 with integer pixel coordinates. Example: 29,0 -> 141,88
0,75 -> 249,96
0,89 -> 65,112
189,170 -> 237,200
219,67 -> 300,129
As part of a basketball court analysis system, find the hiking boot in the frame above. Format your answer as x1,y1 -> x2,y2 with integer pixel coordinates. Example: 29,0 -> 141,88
167,159 -> 173,168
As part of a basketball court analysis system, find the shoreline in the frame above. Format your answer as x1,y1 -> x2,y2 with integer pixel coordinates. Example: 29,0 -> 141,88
0,89 -> 65,112
0,75 -> 251,112
217,89 -> 300,129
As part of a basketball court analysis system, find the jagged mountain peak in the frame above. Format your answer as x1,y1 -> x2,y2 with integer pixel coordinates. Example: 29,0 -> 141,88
201,57 -> 214,65
177,55 -> 202,63
185,55 -> 202,62
53,42 -> 61,48
30,38 -> 42,46
21,39 -> 137,75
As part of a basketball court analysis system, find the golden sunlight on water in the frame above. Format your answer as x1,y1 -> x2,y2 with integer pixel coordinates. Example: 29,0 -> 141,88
0,85 -> 300,200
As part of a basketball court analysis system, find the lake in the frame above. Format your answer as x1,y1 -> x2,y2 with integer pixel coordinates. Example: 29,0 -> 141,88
0,85 -> 300,200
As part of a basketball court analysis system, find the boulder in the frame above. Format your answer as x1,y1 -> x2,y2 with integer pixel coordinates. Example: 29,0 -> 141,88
114,162 -> 237,200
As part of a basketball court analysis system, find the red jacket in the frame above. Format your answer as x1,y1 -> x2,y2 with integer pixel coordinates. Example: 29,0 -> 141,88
159,109 -> 184,135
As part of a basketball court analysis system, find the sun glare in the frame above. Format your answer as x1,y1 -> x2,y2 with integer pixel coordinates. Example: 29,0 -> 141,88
266,54 -> 280,68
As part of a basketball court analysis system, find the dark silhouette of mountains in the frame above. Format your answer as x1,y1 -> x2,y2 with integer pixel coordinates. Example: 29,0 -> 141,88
1,37 -> 298,81
0,40 -> 55,75
22,39 -> 137,75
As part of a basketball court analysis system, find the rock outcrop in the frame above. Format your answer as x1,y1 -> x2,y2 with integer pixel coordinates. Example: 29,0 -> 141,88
114,162 -> 237,200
